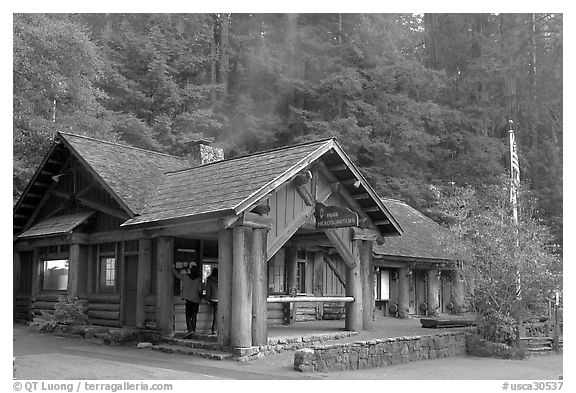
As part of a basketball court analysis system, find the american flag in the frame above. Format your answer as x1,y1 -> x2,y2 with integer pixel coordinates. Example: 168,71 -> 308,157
510,130 -> 520,184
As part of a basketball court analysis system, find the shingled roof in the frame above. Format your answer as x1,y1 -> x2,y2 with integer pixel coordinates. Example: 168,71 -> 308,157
60,133 -> 190,215
122,139 -> 335,226
15,133 -> 402,237
373,198 -> 458,262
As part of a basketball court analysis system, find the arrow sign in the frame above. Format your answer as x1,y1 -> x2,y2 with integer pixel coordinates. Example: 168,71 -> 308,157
315,203 -> 359,229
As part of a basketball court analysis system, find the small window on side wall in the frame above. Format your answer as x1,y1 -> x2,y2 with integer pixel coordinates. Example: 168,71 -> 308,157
42,259 -> 69,291
99,257 -> 116,292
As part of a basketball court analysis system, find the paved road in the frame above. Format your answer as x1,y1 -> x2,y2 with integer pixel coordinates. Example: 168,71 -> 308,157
13,324 -> 563,381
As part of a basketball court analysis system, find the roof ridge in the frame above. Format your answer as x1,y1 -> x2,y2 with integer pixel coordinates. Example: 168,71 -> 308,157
165,138 -> 335,175
381,197 -> 445,227
58,132 -> 189,161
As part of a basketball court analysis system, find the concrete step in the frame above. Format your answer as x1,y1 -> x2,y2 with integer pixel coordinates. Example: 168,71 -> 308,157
161,337 -> 225,352
151,344 -> 233,360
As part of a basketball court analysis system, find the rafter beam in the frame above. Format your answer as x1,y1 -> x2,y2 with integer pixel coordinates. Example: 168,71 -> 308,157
323,254 -> 346,287
323,229 -> 358,269
77,197 -> 130,220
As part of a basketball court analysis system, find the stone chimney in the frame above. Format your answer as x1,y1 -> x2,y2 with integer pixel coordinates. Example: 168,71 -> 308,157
186,138 -> 224,165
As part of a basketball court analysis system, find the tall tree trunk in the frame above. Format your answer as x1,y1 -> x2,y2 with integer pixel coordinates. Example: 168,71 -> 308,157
210,14 -> 219,104
424,13 -> 440,70
337,13 -> 343,117
285,13 -> 299,120
220,13 -> 230,95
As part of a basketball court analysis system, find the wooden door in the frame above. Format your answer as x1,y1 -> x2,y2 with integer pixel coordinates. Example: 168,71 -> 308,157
124,255 -> 138,327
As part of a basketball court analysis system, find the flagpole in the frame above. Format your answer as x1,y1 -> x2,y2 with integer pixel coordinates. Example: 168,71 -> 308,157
509,120 -> 521,300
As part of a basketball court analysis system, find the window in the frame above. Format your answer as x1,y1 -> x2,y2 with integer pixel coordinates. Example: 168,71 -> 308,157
99,257 -> 116,291
296,250 -> 306,294
267,254 -> 285,294
297,262 -> 306,293
42,259 -> 69,291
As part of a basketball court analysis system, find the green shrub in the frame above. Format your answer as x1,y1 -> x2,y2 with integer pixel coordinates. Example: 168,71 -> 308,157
477,309 -> 517,346
53,296 -> 88,325
29,310 -> 58,332
28,297 -> 88,332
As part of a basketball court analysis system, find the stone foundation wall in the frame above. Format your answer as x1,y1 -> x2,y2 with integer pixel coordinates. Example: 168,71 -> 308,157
294,332 -> 467,372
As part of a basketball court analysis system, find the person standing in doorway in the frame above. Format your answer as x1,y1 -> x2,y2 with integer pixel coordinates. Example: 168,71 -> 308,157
171,263 -> 203,339
205,268 -> 218,335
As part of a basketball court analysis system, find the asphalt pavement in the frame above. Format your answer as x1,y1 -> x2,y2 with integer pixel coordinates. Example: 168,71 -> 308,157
13,323 -> 563,381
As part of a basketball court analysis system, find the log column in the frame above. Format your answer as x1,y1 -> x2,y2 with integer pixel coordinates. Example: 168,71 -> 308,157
360,240 -> 374,330
136,239 -> 152,329
397,267 -> 410,318
217,229 -> 233,346
67,244 -> 81,298
285,246 -> 298,324
427,269 -> 440,317
230,226 -> 253,348
30,248 -> 42,302
452,268 -> 465,314
156,236 -> 174,333
345,242 -> 363,331
13,251 -> 21,298
313,252 -> 324,319
251,228 -> 268,346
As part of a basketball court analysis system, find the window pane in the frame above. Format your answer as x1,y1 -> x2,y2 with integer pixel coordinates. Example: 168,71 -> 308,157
43,259 -> 69,291
104,258 -> 116,287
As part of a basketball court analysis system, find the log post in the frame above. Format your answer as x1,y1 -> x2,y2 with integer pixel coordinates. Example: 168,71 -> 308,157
136,239 -> 152,329
155,236 -> 174,333
345,241 -> 363,331
217,229 -> 233,346
313,252 -> 324,319
398,267 -> 410,318
427,269 -> 440,317
285,246 -> 298,324
230,226 -> 253,348
452,268 -> 465,314
13,251 -> 21,298
67,243 -> 80,298
360,240 -> 374,330
251,228 -> 268,346
30,248 -> 41,301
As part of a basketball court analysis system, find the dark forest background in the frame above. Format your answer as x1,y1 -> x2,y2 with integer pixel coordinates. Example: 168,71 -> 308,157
13,13 -> 563,248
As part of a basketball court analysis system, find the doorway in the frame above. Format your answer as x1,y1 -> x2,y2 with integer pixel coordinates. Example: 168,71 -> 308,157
123,255 -> 138,327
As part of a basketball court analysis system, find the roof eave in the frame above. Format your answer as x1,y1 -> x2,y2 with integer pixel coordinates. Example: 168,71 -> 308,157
330,140 -> 403,236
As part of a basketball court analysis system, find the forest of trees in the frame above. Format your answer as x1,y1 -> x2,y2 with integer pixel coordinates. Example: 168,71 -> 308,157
13,13 -> 563,249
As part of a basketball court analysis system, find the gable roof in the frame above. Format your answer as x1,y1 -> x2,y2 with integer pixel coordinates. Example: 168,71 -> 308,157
15,133 -> 402,238
373,198 -> 458,262
18,211 -> 94,239
59,133 -> 190,215
122,139 -> 402,236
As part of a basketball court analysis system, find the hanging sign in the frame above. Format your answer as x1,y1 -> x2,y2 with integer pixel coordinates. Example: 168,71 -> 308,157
315,203 -> 359,229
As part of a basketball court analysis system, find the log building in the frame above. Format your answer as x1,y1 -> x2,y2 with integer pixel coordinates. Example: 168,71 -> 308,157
13,132 -> 463,350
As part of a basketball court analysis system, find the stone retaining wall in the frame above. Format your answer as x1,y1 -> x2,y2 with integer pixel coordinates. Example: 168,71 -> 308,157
233,331 -> 358,362
294,332 -> 467,372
